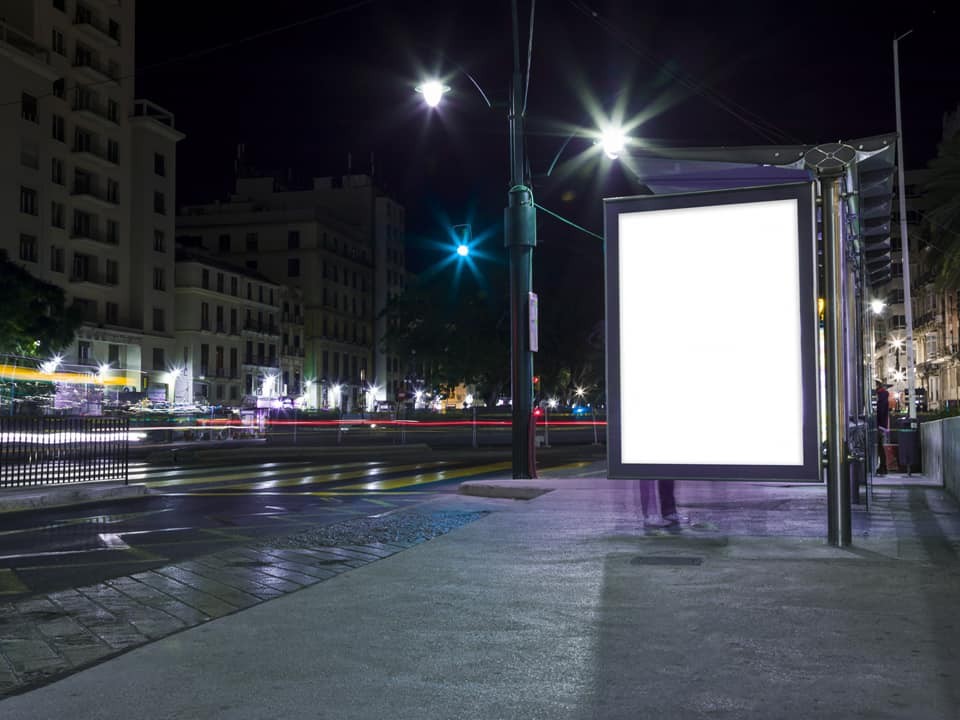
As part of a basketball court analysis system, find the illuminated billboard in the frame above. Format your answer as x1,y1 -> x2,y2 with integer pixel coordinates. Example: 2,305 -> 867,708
604,182 -> 819,480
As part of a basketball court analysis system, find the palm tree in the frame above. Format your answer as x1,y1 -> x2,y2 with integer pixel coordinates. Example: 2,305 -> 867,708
922,115 -> 960,289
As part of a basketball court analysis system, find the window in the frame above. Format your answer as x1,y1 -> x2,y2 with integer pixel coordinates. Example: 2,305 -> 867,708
52,29 -> 65,55
216,272 -> 224,293
107,139 -> 119,164
20,187 -> 38,215
230,277 -> 238,296
108,19 -> 120,43
258,286 -> 264,303
78,341 -> 91,363
72,252 -> 91,281
230,308 -> 238,334
245,233 -> 258,252
74,127 -> 92,152
152,347 -> 165,370
153,191 -> 166,214
107,344 -> 120,366
288,230 -> 300,249
107,99 -> 119,123
218,234 -> 231,252
153,267 -> 165,290
106,179 -> 119,203
154,153 -> 166,177
72,210 -> 93,238
215,346 -> 224,375
51,157 -> 64,185
246,260 -> 257,270
106,219 -> 118,244
201,302 -> 210,330
201,269 -> 210,289
215,305 -> 224,332
106,259 -> 118,285
21,93 -> 38,123
230,348 -> 238,378
152,308 -> 165,332
200,345 -> 209,376
52,114 -> 65,142
154,229 -> 165,252
51,202 -> 65,228
50,246 -> 65,273
19,234 -> 38,263
106,302 -> 118,324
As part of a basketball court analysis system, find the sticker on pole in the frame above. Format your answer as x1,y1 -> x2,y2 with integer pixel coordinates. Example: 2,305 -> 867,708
529,292 -> 539,353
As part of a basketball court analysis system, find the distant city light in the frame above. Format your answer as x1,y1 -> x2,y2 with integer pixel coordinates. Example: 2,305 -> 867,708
416,80 -> 449,108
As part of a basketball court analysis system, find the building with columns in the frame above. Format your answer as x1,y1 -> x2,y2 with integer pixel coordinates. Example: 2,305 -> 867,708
176,173 -> 406,410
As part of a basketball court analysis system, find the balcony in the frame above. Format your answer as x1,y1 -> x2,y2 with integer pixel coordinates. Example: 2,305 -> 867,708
72,99 -> 119,128
72,142 -> 118,170
0,21 -> 58,80
241,322 -> 280,338
73,12 -> 120,47
72,56 -> 120,86
72,181 -> 118,209
131,99 -> 185,142
69,271 -> 110,286
70,225 -> 117,246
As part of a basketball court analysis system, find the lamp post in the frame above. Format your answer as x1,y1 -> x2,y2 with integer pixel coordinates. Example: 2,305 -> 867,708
893,30 -> 918,422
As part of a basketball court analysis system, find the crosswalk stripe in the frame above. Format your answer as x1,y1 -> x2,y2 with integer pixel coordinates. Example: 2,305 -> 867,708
337,461 -> 513,491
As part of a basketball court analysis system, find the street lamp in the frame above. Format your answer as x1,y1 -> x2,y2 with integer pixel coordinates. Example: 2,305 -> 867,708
870,299 -> 886,315
415,7 -> 623,478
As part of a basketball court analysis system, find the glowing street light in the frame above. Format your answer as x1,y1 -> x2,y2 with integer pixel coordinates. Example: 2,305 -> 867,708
40,355 -> 62,375
599,126 -> 627,159
415,80 -> 450,108
870,299 -> 886,315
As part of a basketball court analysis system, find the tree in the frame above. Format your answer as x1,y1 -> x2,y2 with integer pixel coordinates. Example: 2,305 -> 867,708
0,253 -> 83,357
922,119 -> 960,289
379,274 -> 509,404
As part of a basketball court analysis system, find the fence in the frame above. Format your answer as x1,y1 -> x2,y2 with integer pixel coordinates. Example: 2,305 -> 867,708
0,416 -> 129,487
921,417 -> 960,501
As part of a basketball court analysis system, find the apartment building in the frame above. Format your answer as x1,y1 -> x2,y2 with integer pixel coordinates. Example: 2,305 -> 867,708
174,245 -> 304,408
1,0 -> 183,396
176,173 -> 406,410
875,167 -> 960,410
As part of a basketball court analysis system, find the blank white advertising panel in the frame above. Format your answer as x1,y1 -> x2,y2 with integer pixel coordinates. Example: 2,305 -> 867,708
604,183 -> 818,480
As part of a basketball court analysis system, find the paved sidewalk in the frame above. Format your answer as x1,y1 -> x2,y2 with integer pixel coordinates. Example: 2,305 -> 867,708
1,473 -> 958,719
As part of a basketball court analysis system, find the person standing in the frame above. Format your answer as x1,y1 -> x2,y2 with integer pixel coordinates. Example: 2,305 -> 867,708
639,479 -> 683,527
875,379 -> 890,475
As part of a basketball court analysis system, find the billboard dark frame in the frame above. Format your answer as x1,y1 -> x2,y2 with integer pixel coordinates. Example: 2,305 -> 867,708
604,182 -> 820,481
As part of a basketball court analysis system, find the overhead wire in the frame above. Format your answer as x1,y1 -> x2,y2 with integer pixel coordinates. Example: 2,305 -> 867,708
565,0 -> 803,145
0,0 -> 377,108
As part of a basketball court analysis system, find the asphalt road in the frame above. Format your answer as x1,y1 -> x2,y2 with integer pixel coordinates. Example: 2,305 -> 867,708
0,444 -> 606,601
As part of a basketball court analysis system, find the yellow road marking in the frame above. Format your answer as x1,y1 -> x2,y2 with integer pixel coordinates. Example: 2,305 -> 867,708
0,568 -> 29,595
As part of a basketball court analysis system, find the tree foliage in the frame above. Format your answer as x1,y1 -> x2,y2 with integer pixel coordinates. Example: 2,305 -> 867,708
0,254 -> 83,357
923,128 -> 960,289
379,274 -> 509,403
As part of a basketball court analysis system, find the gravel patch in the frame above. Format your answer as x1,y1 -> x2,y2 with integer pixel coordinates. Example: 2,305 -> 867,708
260,509 -> 491,549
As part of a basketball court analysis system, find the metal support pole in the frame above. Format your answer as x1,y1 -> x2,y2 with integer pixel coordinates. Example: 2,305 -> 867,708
505,0 -> 536,478
894,30 -> 918,422
472,403 -> 478,448
823,172 -> 852,546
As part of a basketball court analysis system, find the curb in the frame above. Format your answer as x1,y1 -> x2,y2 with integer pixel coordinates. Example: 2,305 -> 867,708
0,482 -> 148,514
458,482 -> 554,500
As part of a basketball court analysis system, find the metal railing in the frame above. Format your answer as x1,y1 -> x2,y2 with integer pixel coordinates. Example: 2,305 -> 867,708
0,416 -> 129,487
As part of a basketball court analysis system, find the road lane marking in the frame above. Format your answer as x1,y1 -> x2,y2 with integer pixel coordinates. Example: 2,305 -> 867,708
337,461 -> 513,491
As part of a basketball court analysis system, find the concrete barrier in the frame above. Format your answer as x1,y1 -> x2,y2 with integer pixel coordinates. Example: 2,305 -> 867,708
921,419 -> 943,486
944,417 -> 960,501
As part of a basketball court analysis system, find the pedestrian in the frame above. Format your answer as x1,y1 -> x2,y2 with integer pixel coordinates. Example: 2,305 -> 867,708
875,379 -> 890,475
639,479 -> 684,528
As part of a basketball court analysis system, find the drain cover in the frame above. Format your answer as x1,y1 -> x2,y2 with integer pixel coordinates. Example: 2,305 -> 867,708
631,556 -> 702,566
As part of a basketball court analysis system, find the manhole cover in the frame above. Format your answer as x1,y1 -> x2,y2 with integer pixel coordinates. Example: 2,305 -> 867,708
631,556 -> 702,566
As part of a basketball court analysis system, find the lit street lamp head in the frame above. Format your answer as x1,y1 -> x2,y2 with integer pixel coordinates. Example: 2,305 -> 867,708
599,126 -> 627,159
870,299 -> 886,315
456,243 -> 470,257
416,80 -> 450,108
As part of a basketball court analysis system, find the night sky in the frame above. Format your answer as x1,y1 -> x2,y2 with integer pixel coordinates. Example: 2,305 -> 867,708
135,0 -> 959,290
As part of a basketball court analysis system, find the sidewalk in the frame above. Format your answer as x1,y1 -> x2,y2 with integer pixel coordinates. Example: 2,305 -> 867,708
1,473 -> 958,719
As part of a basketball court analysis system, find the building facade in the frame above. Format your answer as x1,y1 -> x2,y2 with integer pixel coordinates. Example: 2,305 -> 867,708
176,173 -> 406,410
0,0 -> 184,397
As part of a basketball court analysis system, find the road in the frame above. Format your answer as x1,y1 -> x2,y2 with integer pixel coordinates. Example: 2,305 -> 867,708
0,444 -> 605,601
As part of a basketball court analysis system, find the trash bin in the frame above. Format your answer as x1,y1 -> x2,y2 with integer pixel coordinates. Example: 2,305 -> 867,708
895,417 -> 920,473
